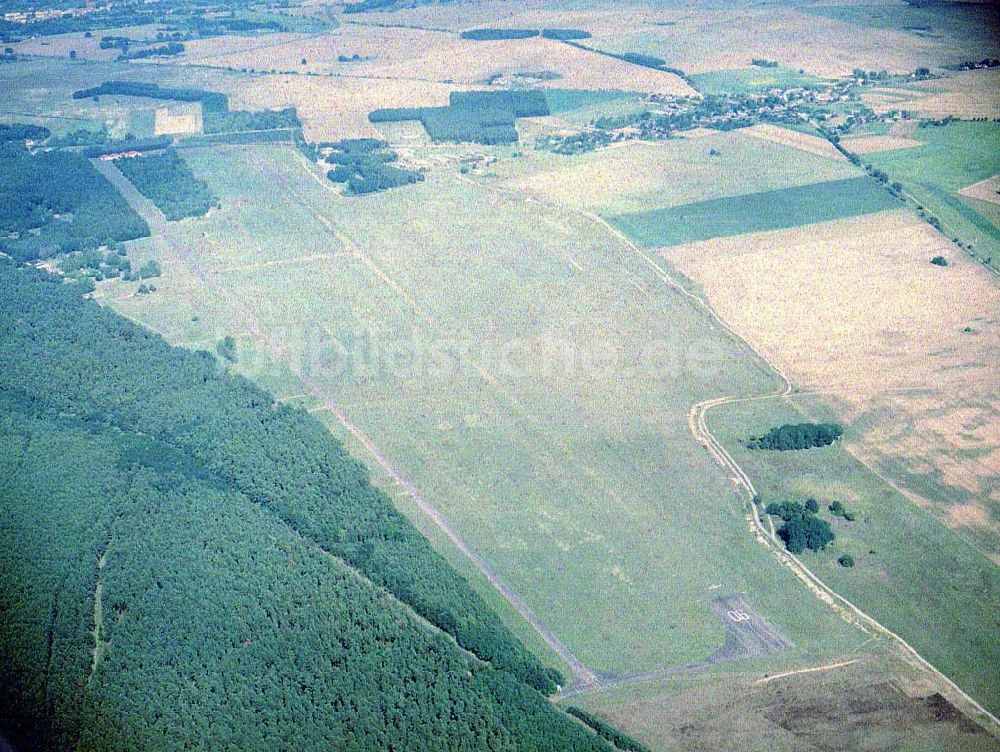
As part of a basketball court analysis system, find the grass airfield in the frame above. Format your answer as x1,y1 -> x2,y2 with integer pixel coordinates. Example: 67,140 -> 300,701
7,0 -> 999,744
103,143 -> 867,678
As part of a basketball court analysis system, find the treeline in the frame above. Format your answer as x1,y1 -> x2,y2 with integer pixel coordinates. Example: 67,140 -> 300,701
323,138 -> 424,195
117,41 -> 185,60
747,422 -> 843,450
460,28 -> 591,41
114,149 -> 217,220
81,136 -> 172,157
0,139 -> 149,262
565,707 -> 652,752
0,260 -> 561,695
369,90 -> 549,144
0,262 -> 613,749
0,122 -> 49,143
73,80 -> 229,112
560,41 -> 692,83
203,106 -> 300,134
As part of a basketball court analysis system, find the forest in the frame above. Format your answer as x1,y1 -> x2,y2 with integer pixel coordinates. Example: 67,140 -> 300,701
0,139 -> 149,262
0,261 -> 611,751
747,422 -> 844,450
114,150 -> 218,220
323,139 -> 424,195
369,90 -> 549,144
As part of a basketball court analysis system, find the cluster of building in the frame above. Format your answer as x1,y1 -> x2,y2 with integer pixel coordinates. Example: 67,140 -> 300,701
3,3 -> 109,24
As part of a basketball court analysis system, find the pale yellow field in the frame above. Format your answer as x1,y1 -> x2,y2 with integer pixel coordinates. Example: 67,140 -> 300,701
204,72 -> 457,140
171,23 -> 693,94
841,134 -> 923,154
357,0 -> 976,78
662,210 -> 1000,553
585,5 -> 962,77
12,26 -> 156,61
865,70 -> 1000,119
959,174 -> 1000,206
741,123 -> 846,161
498,130 -> 859,215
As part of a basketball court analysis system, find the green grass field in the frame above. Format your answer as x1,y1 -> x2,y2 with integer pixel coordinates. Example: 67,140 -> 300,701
543,88 -> 635,114
102,144 -> 867,679
860,121 -> 1000,270
689,67 -> 826,95
706,395 -> 1000,715
610,176 -> 899,247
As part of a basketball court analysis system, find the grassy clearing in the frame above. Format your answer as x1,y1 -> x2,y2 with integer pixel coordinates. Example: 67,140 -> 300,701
103,143 -> 866,678
543,88 -> 634,114
610,176 -> 898,247
707,395 -> 1000,715
689,66 -> 826,95
860,121 -> 1000,269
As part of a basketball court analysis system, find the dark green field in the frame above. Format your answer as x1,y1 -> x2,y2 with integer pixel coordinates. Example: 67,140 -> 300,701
610,176 -> 899,247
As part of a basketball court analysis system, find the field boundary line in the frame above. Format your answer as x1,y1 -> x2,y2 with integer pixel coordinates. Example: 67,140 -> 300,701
752,658 -> 858,686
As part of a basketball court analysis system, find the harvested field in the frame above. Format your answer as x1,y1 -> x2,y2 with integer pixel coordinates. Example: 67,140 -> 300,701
501,131 -> 859,215
663,210 -> 1000,557
662,209 -> 998,396
222,73 -> 457,141
960,175 -> 1000,207
840,134 -> 923,154
586,6 -> 963,77
864,70 -> 1000,119
741,123 -> 846,161
171,23 -> 694,95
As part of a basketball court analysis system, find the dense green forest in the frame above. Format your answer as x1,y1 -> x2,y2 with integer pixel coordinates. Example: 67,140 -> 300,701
0,140 -> 149,262
0,261 -> 609,751
369,90 -> 549,144
748,422 -> 844,450
114,150 -> 217,220
323,139 -> 424,195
